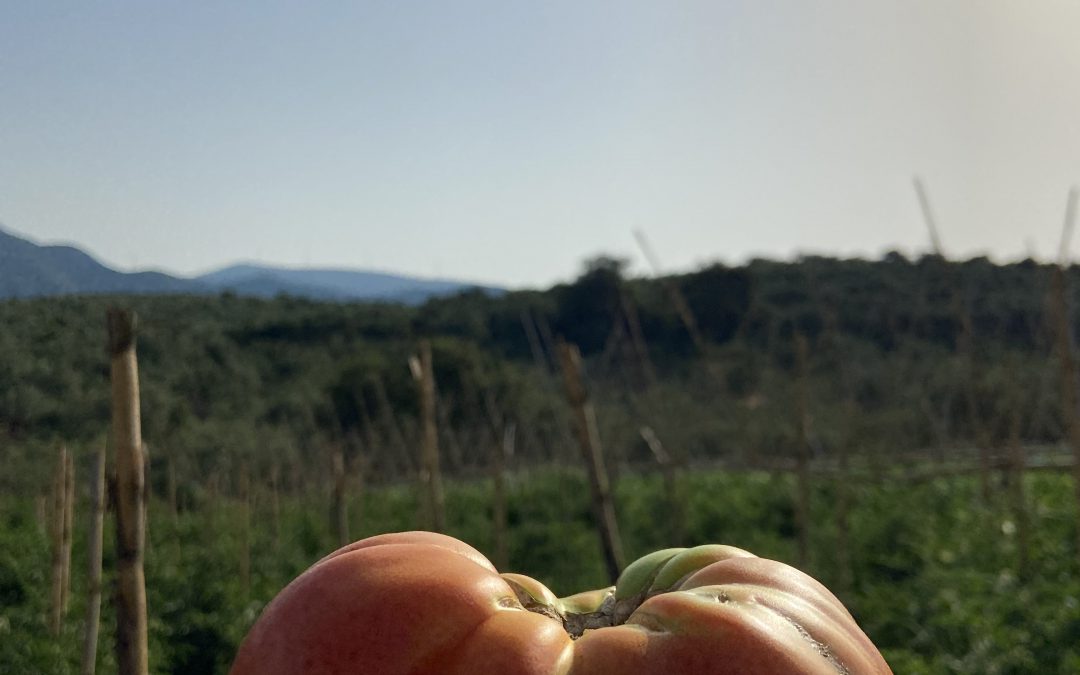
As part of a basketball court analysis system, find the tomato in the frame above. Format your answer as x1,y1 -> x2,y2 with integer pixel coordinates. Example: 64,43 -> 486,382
230,531 -> 892,674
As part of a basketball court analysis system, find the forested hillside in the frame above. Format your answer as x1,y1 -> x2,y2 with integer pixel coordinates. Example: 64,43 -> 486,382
0,252 -> 1067,491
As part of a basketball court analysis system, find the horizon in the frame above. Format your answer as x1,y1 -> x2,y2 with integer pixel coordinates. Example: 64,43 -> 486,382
3,2 -> 1079,287
1,219 -> 1063,295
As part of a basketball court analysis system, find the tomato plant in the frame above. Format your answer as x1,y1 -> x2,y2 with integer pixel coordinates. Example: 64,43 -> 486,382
231,531 -> 891,674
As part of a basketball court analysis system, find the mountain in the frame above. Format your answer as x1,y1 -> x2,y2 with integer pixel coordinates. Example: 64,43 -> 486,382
0,227 -> 196,298
0,227 -> 501,303
194,264 -> 502,304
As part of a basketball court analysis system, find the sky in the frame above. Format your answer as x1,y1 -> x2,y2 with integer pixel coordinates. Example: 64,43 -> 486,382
2,1 -> 1079,289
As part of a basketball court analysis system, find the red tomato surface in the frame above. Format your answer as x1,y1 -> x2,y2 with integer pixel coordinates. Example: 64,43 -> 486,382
230,531 -> 892,675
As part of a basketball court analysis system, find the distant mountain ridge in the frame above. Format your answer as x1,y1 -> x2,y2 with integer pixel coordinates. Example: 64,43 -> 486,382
0,227 -> 194,297
0,227 -> 501,303
196,263 -> 502,302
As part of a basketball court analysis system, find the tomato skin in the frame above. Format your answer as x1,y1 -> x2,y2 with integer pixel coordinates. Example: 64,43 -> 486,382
230,532 -> 892,675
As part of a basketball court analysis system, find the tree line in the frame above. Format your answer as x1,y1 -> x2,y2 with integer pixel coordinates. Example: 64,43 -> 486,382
0,252 -> 1071,497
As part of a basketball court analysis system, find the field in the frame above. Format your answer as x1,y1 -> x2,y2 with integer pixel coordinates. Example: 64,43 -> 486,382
3,256 -> 1080,673
3,464 -> 1079,674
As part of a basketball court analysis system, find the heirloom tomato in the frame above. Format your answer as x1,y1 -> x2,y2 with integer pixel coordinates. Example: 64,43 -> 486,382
230,531 -> 892,674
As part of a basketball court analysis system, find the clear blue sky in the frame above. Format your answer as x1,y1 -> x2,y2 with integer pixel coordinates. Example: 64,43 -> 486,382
2,1 -> 1079,288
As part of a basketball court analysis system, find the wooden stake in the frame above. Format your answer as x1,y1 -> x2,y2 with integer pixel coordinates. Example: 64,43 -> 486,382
270,462 -> 282,552
1007,408 -> 1030,579
619,291 -> 657,388
81,446 -> 106,675
239,462 -> 251,599
331,449 -> 349,547
1050,265 -> 1080,562
35,491 -> 48,535
957,303 -> 992,500
373,375 -> 415,476
482,390 -> 511,570
639,426 -> 686,547
492,423 -> 513,570
436,397 -> 465,474
793,333 -> 812,570
141,445 -> 151,556
520,308 -> 552,373
913,178 -> 991,493
412,341 -> 446,533
107,308 -> 148,675
48,446 -> 68,636
61,449 -> 75,615
557,340 -> 625,583
835,404 -> 854,597
206,473 -> 219,532
913,176 -> 946,257
352,453 -> 366,540
633,229 -> 710,357
167,454 -> 178,524
535,313 -> 560,377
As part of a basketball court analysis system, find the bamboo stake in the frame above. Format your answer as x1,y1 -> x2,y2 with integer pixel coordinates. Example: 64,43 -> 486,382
61,449 -> 75,615
411,341 -> 445,533
957,305 -> 992,500
436,397 -> 465,473
107,308 -> 148,675
520,308 -> 552,373
557,340 -> 625,583
619,291 -> 657,387
633,229 -> 710,357
793,333 -> 812,570
270,462 -> 282,552
835,404 -> 854,597
331,449 -> 349,547
1007,408 -> 1030,579
913,177 -> 990,491
535,313 -> 559,370
357,396 -> 390,479
167,454 -> 178,525
206,473 -> 219,532
492,423 -> 513,570
48,446 -> 67,636
81,446 -> 106,675
352,453 -> 366,540
35,491 -> 48,535
239,462 -> 251,599
481,390 -> 511,569
598,312 -> 629,374
918,395 -> 949,465
639,426 -> 686,547
1051,265 -> 1080,563
1055,188 -> 1080,563
913,176 -> 945,256
142,445 -> 151,556
373,375 -> 415,476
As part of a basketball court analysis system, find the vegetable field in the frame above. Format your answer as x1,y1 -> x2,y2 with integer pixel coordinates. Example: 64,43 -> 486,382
3,255 -> 1080,673
2,468 -> 1079,673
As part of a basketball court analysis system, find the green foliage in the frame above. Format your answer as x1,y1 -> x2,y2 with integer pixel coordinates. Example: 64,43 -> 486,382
3,254 -> 1080,672
0,501 -> 79,674
2,471 -> 1078,673
1,254 -> 1075,495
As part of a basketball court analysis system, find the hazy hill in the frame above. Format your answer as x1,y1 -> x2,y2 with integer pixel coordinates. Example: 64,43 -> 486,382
0,227 -> 501,302
0,227 -> 193,298
195,264 -> 502,304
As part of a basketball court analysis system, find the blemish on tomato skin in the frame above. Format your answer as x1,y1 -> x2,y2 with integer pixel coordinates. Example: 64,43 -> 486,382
768,607 -> 852,675
685,588 -> 733,605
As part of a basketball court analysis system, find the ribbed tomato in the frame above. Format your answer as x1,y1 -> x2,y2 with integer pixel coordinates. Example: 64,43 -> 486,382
230,531 -> 892,675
